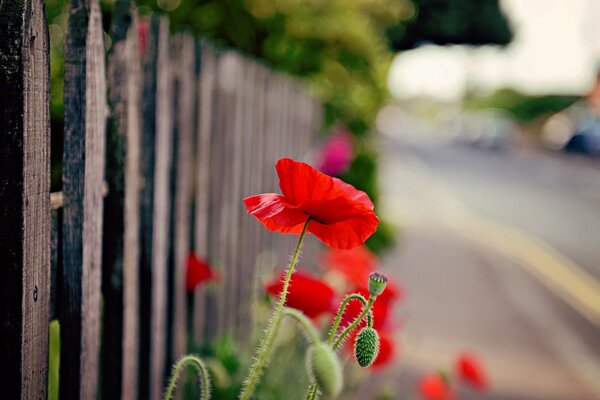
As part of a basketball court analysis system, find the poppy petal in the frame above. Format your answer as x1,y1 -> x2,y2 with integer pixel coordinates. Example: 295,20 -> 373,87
244,193 -> 308,232
456,353 -> 489,391
371,331 -> 395,368
308,211 -> 379,249
265,270 -> 336,318
419,374 -> 456,400
276,158 -> 338,205
320,246 -> 377,287
332,177 -> 374,209
186,254 -> 218,291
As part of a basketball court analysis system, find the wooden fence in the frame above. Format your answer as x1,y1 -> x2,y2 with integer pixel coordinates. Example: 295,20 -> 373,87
0,0 -> 321,399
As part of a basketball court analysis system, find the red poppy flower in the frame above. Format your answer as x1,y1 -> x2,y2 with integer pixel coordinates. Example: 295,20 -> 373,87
243,158 -> 379,249
456,353 -> 489,391
319,246 -> 377,287
371,331 -> 396,368
419,374 -> 456,400
186,253 -> 219,291
265,270 -> 337,319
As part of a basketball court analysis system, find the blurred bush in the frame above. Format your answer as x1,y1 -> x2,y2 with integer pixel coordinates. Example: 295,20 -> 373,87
464,88 -> 580,123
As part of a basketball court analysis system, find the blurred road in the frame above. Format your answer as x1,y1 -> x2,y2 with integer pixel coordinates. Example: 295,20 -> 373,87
374,134 -> 600,399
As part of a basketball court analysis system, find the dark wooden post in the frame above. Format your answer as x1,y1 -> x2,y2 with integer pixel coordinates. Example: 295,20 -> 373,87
101,1 -> 142,399
60,0 -> 106,398
0,1 -> 51,398
193,42 -> 218,342
139,16 -> 173,400
167,32 -> 195,366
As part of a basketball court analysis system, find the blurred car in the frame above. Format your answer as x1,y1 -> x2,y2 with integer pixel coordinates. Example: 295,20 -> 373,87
564,122 -> 600,155
542,103 -> 600,155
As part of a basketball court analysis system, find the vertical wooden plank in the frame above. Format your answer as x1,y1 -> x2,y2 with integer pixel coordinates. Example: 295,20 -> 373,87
167,32 -> 195,365
101,1 -> 141,399
60,0 -> 106,398
236,59 -> 257,339
193,42 -> 218,342
139,15 -> 173,400
0,0 -> 51,398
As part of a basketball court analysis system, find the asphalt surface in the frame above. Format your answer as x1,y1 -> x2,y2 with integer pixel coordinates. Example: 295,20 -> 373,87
367,133 -> 600,400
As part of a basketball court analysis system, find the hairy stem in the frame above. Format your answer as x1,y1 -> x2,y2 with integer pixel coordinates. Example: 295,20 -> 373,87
282,307 -> 321,344
164,355 -> 210,400
333,297 -> 375,351
305,383 -> 319,400
239,218 -> 311,400
327,293 -> 372,346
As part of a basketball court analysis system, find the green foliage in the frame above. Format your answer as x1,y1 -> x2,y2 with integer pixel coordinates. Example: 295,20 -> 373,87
48,320 -> 60,400
341,146 -> 396,253
134,0 -> 413,134
388,0 -> 512,50
464,88 -> 580,123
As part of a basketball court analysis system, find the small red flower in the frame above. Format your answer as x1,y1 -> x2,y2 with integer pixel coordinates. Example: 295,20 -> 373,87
319,246 -> 376,288
317,129 -> 354,176
186,253 -> 219,292
244,158 -> 379,249
371,331 -> 396,368
456,353 -> 489,391
419,373 -> 456,400
265,270 -> 337,319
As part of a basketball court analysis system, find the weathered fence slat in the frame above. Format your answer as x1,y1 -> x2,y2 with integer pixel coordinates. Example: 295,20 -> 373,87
167,32 -> 195,366
0,0 -> 51,398
193,42 -> 218,342
101,1 -> 142,399
139,15 -> 173,400
60,0 -> 107,398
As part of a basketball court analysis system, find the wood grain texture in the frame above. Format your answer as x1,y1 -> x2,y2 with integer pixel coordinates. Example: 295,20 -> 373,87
193,42 -> 218,342
101,1 -> 141,399
167,32 -> 195,366
60,0 -> 106,398
0,0 -> 51,398
139,16 -> 173,400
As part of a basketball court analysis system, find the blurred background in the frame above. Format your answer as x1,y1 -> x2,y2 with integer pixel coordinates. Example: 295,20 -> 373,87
45,0 -> 600,398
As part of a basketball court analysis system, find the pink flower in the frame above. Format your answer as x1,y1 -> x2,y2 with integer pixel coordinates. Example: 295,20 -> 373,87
317,129 -> 354,176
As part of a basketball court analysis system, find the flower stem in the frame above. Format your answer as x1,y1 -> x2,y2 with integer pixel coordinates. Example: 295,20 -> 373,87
282,307 -> 321,344
305,383 -> 319,400
239,218 -> 311,400
332,297 -> 375,351
327,293 -> 372,346
164,355 -> 210,400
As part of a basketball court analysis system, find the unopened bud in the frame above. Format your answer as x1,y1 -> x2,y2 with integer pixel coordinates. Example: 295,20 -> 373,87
354,327 -> 380,367
368,272 -> 388,297
306,343 -> 343,398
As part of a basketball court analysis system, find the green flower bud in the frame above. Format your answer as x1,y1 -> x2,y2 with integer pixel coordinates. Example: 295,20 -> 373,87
368,272 -> 388,297
354,327 -> 380,367
306,343 -> 343,398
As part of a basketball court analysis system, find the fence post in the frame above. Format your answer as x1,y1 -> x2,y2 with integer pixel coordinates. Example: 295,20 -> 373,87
167,32 -> 195,367
139,15 -> 173,400
60,0 -> 106,398
101,1 -> 142,398
0,1 -> 51,398
193,42 -> 218,342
